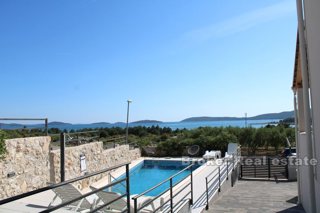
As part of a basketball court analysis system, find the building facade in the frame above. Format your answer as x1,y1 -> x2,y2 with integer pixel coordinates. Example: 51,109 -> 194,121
292,0 -> 320,212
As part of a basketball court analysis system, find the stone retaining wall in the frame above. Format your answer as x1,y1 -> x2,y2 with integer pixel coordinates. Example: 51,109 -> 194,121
0,137 -> 51,199
50,142 -> 141,189
0,137 -> 141,199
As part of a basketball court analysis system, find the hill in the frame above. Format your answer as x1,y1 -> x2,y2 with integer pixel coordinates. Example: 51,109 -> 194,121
249,111 -> 294,120
181,111 -> 294,122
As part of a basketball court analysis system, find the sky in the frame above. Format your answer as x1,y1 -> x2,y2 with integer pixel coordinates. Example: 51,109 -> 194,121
0,0 -> 298,123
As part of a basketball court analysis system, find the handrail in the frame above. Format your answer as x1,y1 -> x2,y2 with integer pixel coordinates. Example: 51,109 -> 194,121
0,118 -> 47,121
205,154 -> 239,210
133,163 -> 194,213
66,130 -> 99,135
110,173 -> 127,193
132,163 -> 194,199
205,158 -> 226,180
0,162 -> 130,205
137,173 -> 192,211
88,194 -> 126,213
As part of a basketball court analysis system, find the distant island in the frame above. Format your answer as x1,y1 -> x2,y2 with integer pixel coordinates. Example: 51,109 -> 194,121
181,111 -> 294,122
91,122 -> 110,125
131,120 -> 163,124
49,121 -> 72,125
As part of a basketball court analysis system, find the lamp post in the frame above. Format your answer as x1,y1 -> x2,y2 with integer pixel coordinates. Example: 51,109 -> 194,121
125,100 -> 132,144
245,113 -> 247,128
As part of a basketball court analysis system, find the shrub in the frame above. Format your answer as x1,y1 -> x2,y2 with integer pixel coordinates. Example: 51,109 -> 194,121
0,130 -> 7,158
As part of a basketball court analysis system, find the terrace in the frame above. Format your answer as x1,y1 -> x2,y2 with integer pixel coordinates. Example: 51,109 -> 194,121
0,119 -> 302,213
0,131 -> 241,213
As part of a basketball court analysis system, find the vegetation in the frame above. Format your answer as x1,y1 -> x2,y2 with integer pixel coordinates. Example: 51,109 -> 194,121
0,130 -> 7,158
1,122 -> 295,157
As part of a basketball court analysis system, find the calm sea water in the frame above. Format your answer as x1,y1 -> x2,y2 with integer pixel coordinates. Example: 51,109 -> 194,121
0,119 -> 279,130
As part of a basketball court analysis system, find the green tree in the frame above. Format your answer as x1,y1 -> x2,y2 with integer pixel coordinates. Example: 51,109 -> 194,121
269,129 -> 286,153
251,128 -> 267,155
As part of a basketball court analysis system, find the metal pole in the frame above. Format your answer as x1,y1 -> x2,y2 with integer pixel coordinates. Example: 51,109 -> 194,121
125,100 -> 132,144
170,178 -> 173,213
125,164 -> 131,213
133,198 -> 137,213
245,113 -> 247,127
232,154 -> 235,171
190,166 -> 193,205
268,157 -> 271,180
45,118 -> 48,136
60,132 -> 65,182
286,158 -> 289,180
227,160 -> 229,180
205,177 -> 209,210
218,167 -> 221,192
254,158 -> 257,178
296,1 -> 316,212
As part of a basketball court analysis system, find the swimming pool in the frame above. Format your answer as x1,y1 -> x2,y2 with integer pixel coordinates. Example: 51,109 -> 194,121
111,160 -> 200,196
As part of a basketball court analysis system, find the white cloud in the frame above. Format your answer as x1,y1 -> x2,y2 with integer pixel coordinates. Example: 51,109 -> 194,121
183,0 -> 296,43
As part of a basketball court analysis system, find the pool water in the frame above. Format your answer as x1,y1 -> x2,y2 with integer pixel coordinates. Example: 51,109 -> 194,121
111,160 -> 199,196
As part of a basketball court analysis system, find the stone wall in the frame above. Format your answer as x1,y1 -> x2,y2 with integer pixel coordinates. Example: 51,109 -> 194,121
50,142 -> 141,189
0,137 -> 141,199
0,137 -> 51,199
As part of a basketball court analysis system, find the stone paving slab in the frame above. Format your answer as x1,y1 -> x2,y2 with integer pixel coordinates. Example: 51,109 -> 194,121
205,180 -> 305,213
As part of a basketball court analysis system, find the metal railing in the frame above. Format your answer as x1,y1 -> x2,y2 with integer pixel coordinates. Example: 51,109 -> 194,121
109,173 -> 127,194
65,130 -> 100,145
103,136 -> 138,150
0,118 -> 48,135
240,156 -> 289,180
51,131 -> 100,182
205,154 -> 238,210
0,162 -> 131,213
132,163 -> 194,213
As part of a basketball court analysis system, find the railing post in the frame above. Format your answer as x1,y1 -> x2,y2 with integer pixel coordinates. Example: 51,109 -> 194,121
133,198 -> 138,213
45,118 -> 48,136
232,154 -> 235,171
190,165 -> 193,205
60,132 -> 65,182
254,158 -> 256,178
126,164 -> 131,213
226,160 -> 229,180
170,178 -> 173,213
218,166 -> 221,192
205,177 -> 209,210
268,157 -> 271,179
286,157 -> 289,179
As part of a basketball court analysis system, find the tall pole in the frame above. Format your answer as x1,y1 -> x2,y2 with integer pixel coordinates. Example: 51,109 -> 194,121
125,100 -> 132,144
245,113 -> 247,128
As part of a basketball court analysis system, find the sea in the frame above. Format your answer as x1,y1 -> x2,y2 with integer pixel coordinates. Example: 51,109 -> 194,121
0,119 -> 279,131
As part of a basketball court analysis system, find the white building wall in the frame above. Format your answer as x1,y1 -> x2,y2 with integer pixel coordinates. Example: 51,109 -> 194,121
303,0 -> 320,212
298,133 -> 312,213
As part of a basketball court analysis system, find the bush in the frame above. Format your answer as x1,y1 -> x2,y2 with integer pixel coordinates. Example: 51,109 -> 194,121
0,130 -> 7,158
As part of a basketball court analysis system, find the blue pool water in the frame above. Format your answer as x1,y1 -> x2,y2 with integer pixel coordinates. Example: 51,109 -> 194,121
111,160 -> 199,196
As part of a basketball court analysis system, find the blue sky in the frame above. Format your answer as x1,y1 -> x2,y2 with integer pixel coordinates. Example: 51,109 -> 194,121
0,0 -> 297,123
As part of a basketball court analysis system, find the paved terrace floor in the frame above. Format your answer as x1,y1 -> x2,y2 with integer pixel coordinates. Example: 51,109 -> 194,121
205,180 -> 305,213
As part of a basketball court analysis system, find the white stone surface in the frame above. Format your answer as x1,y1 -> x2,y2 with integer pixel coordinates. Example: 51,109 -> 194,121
0,137 -> 51,199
